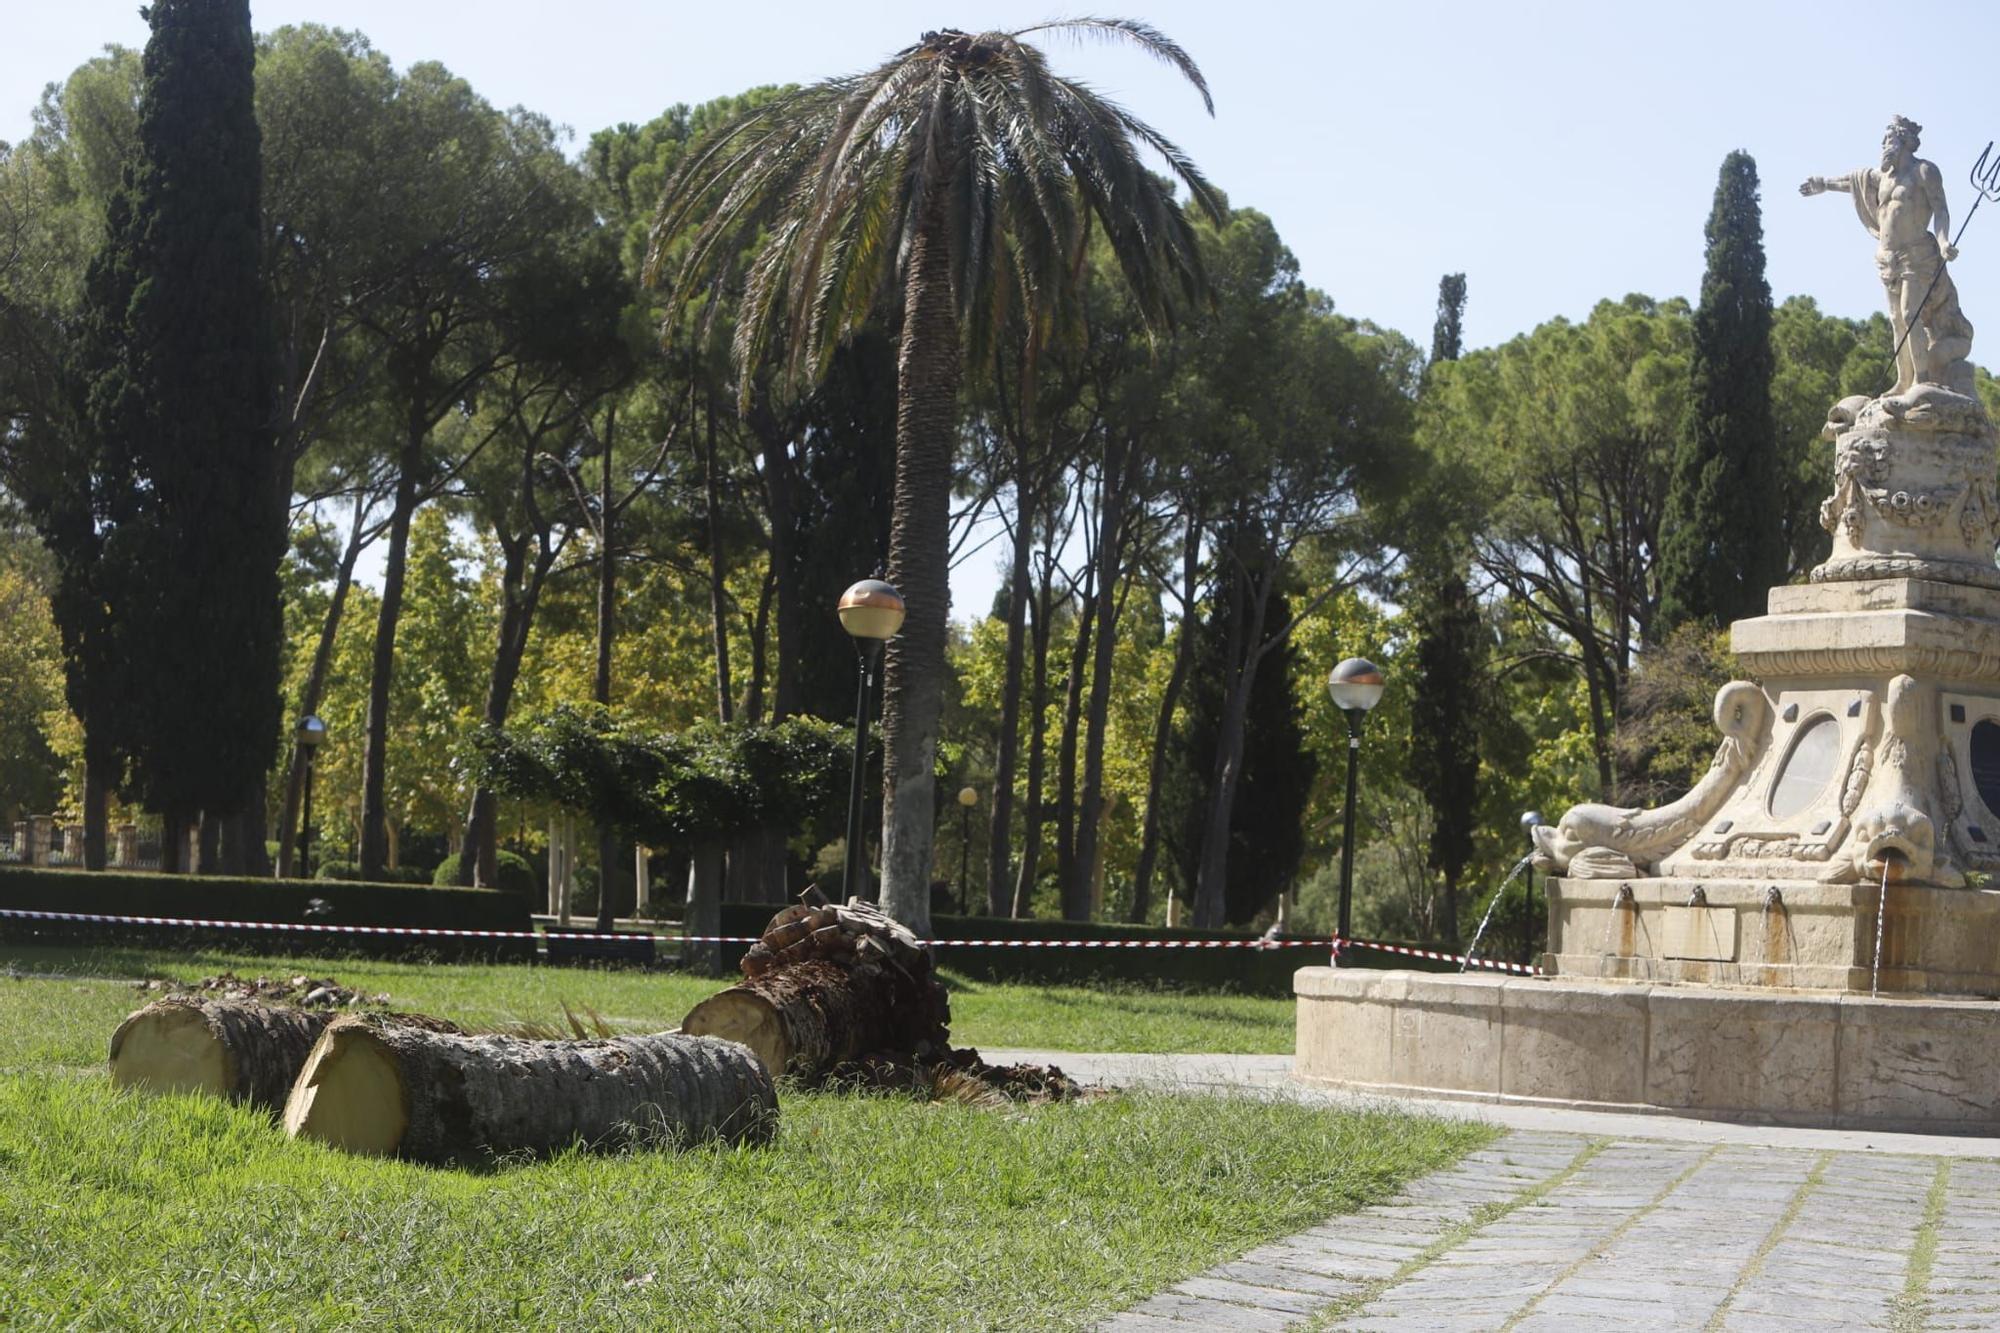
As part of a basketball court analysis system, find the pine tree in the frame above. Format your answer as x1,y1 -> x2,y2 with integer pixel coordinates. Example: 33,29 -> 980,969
1658,150 -> 1781,634
98,0 -> 282,862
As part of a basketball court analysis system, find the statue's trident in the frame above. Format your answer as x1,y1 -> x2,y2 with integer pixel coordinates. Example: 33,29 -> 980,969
1891,141 -> 2000,365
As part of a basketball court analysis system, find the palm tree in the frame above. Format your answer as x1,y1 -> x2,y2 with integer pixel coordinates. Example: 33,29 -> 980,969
646,20 -> 1220,931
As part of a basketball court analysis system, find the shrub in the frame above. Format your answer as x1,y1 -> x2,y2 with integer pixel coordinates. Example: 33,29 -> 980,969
432,850 -> 539,901
316,861 -> 429,885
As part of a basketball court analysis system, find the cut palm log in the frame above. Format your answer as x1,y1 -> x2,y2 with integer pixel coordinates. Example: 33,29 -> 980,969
681,898 -> 951,1080
109,997 -> 463,1112
282,1015 -> 777,1162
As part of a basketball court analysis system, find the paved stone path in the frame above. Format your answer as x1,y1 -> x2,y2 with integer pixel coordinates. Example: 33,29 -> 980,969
980,1053 -> 2000,1331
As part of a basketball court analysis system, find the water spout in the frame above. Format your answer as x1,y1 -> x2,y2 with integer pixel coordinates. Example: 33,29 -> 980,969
1462,853 -> 1535,973
1600,883 -> 1636,958
1759,886 -> 1788,966
1871,853 -> 1901,997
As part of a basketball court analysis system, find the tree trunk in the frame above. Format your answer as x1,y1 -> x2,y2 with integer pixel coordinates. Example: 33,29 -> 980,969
741,569 -> 773,724
278,503 -> 367,880
985,481 -> 1034,916
220,781 -> 270,877
1192,569 -> 1273,930
757,411 -> 803,722
682,899 -> 949,1081
1011,563 -> 1055,917
705,390 -> 734,724
159,810 -> 186,875
1130,524 -> 1202,924
594,433 -> 618,934
112,998 -> 341,1110
110,997 -> 458,1112
1069,441 -> 1129,921
196,814 -> 222,875
684,843 -> 724,975
459,532 -> 551,888
360,433 -> 424,880
82,752 -> 110,872
1053,580 -> 1096,915
878,203 -> 962,936
283,1017 -> 776,1162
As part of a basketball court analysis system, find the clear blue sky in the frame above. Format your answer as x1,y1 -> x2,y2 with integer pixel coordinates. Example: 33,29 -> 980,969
9,1 -> 2000,610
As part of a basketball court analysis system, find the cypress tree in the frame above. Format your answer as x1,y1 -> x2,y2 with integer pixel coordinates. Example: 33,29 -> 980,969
1429,272 -> 1467,367
1658,150 -> 1781,634
100,0 -> 282,859
1405,564 -> 1484,947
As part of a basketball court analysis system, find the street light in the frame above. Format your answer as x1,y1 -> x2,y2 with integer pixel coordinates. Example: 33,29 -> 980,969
1520,810 -> 1546,968
957,786 -> 979,916
1327,658 -> 1386,960
296,715 -> 328,881
839,579 -> 905,902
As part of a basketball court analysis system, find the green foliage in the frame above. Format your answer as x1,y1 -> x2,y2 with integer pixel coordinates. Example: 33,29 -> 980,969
1613,624 -> 1737,807
433,849 -> 537,900
1658,151 -> 1782,635
1429,272 -> 1467,366
477,708 -> 851,848
97,0 -> 282,821
0,865 -> 528,960
313,861 -> 431,886
1404,564 -> 1485,943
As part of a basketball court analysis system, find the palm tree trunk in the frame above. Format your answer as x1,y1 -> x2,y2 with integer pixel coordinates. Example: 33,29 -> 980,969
878,203 -> 962,935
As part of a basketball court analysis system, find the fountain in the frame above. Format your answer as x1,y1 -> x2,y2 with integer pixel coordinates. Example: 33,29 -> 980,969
1296,117 -> 2000,1133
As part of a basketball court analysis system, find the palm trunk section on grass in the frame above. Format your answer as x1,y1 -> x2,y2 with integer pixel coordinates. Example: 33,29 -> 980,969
283,1017 -> 776,1163
878,206 -> 960,935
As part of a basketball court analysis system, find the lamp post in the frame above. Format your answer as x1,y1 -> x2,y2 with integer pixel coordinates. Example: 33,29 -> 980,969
838,580 -> 905,902
296,715 -> 328,881
956,786 -> 978,915
1327,658 -> 1386,961
1520,810 -> 1545,968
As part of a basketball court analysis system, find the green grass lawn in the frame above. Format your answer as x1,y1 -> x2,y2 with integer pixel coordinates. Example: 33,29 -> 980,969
0,944 -> 1491,1329
0,943 -> 1299,1060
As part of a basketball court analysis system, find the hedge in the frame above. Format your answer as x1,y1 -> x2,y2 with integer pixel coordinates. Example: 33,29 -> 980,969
710,904 -> 1452,994
0,865 -> 533,962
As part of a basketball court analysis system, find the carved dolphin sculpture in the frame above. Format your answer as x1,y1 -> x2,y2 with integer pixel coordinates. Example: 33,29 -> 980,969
1532,682 -> 1769,879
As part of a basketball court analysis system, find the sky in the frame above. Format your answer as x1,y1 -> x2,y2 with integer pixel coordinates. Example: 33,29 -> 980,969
9,0 -> 2000,612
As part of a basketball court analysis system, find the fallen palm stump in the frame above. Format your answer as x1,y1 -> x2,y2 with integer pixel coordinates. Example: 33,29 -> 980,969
109,997 -> 460,1112
681,899 -> 952,1081
282,1015 -> 778,1162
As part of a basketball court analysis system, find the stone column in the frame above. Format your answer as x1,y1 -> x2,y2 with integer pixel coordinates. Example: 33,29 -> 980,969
29,815 -> 53,867
60,824 -> 84,864
114,824 -> 139,869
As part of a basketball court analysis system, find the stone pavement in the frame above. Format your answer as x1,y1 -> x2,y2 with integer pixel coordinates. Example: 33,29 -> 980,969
981,1052 -> 2000,1331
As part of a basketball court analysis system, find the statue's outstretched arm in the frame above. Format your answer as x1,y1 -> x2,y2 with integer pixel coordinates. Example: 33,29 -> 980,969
1800,172 -> 1856,196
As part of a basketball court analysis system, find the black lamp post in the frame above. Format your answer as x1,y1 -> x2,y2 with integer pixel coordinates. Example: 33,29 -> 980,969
1327,658 -> 1386,960
1520,810 -> 1545,968
838,580 -> 905,902
296,714 -> 328,880
956,786 -> 978,915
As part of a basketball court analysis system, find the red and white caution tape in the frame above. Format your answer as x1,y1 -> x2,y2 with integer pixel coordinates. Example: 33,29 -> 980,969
0,906 -> 1538,972
1335,936 -> 1540,976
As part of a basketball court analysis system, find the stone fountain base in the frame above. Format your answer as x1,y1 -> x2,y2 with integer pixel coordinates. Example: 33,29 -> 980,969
1293,964 -> 2000,1133
1546,876 -> 2000,995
